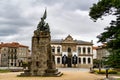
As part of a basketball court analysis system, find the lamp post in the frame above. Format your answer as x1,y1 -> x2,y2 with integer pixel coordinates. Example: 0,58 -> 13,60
106,68 -> 109,78
106,68 -> 109,79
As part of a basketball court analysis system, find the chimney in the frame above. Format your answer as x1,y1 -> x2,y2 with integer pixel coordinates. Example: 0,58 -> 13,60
91,40 -> 93,43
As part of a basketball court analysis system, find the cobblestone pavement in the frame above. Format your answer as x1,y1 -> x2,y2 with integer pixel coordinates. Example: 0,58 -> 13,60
0,68 -> 110,80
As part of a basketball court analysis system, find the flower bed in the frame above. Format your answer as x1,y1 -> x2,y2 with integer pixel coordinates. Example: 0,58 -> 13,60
94,69 -> 117,74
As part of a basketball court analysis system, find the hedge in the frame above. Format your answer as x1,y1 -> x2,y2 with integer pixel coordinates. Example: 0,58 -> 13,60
94,69 -> 117,74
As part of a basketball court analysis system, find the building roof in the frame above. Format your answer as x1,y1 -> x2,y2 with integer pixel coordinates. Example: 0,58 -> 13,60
93,46 -> 99,50
0,42 -> 28,48
51,35 -> 93,45
51,39 -> 92,45
51,39 -> 62,44
76,40 -> 92,45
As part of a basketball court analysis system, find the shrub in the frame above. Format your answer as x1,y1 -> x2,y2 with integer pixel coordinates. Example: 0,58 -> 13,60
108,69 -> 117,74
97,70 -> 106,74
94,69 -> 117,74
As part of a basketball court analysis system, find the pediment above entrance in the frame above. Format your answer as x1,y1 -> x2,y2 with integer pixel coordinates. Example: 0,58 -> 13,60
62,35 -> 76,43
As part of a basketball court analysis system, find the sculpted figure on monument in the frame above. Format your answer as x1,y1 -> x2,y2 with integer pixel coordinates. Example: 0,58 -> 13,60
37,9 -> 50,32
44,23 -> 50,31
37,18 -> 45,31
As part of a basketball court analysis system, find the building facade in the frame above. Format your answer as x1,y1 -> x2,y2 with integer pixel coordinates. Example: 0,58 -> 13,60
96,44 -> 110,60
0,42 -> 30,67
51,35 -> 93,68
93,46 -> 98,59
96,44 -> 110,67
0,48 -> 1,66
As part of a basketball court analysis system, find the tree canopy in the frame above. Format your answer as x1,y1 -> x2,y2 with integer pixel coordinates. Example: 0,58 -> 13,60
89,0 -> 120,68
89,0 -> 120,49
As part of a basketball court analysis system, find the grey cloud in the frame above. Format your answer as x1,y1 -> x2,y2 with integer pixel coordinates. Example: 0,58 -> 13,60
47,8 -> 107,42
0,30 -> 17,36
0,0 -> 108,47
0,0 -> 35,37
0,19 -> 32,26
0,0 -> 33,26
35,0 -> 98,11
0,1 -> 21,19
62,0 -> 96,11
0,26 -> 19,36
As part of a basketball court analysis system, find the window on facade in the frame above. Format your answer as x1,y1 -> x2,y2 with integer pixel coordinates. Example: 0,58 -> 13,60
52,47 -> 55,53
14,55 -> 17,59
18,60 -> 23,66
88,58 -> 91,64
57,46 -> 60,53
78,47 -> 81,53
83,47 -> 86,53
79,58 -> 81,63
4,48 -> 6,51
11,54 -> 13,59
11,63 -> 13,66
57,57 -> 60,64
9,55 -> 11,59
15,49 -> 17,53
14,63 -> 16,66
9,49 -> 11,53
12,49 -> 14,52
83,58 -> 86,64
11,49 -> 14,53
8,49 -> 10,53
4,54 -> 6,56
88,47 -> 91,54
67,47 -> 71,53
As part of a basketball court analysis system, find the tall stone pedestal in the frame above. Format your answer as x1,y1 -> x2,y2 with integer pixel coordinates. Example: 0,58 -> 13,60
19,10 -> 62,77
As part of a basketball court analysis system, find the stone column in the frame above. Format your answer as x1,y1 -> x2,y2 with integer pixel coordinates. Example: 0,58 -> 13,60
81,57 -> 83,64
86,57 -> 88,64
86,47 -> 88,54
81,47 -> 83,54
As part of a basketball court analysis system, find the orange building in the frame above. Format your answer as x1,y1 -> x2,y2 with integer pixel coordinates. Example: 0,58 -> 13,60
0,42 -> 30,67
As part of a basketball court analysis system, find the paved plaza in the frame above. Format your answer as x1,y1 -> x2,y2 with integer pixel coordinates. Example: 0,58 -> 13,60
0,68 -> 107,80
0,68 -> 119,80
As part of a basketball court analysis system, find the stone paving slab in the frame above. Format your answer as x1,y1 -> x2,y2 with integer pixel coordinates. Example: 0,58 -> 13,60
0,71 -> 105,80
0,68 -> 119,80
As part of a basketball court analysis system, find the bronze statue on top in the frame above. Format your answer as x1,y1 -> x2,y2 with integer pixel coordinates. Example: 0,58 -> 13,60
37,9 -> 50,32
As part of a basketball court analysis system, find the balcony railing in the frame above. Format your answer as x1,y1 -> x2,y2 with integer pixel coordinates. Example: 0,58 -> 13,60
78,54 -> 93,56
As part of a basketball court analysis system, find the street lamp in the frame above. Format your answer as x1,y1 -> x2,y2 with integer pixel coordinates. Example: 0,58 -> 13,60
106,68 -> 109,79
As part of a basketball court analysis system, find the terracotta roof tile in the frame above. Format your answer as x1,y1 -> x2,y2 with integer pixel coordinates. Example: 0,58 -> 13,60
0,42 -> 28,48
93,46 -> 99,50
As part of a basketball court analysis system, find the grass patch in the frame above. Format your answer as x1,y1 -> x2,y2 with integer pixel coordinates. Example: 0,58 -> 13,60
116,78 -> 120,80
0,69 -> 10,73
117,72 -> 120,75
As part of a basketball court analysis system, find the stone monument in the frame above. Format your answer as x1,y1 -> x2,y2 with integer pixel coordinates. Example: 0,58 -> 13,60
19,9 -> 62,77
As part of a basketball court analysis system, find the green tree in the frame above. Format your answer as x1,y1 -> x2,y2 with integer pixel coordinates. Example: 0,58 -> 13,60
104,50 -> 120,68
93,59 -> 99,68
89,0 -> 120,68
22,62 -> 28,69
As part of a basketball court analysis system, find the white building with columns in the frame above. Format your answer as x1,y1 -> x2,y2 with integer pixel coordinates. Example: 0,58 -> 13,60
51,35 -> 93,68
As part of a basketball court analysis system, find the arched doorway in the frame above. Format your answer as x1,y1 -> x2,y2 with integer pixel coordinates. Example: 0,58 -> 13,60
67,57 -> 72,67
67,47 -> 72,67
67,47 -> 71,53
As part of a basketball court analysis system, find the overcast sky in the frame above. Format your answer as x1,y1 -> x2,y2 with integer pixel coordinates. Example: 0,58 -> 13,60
0,0 -> 115,49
